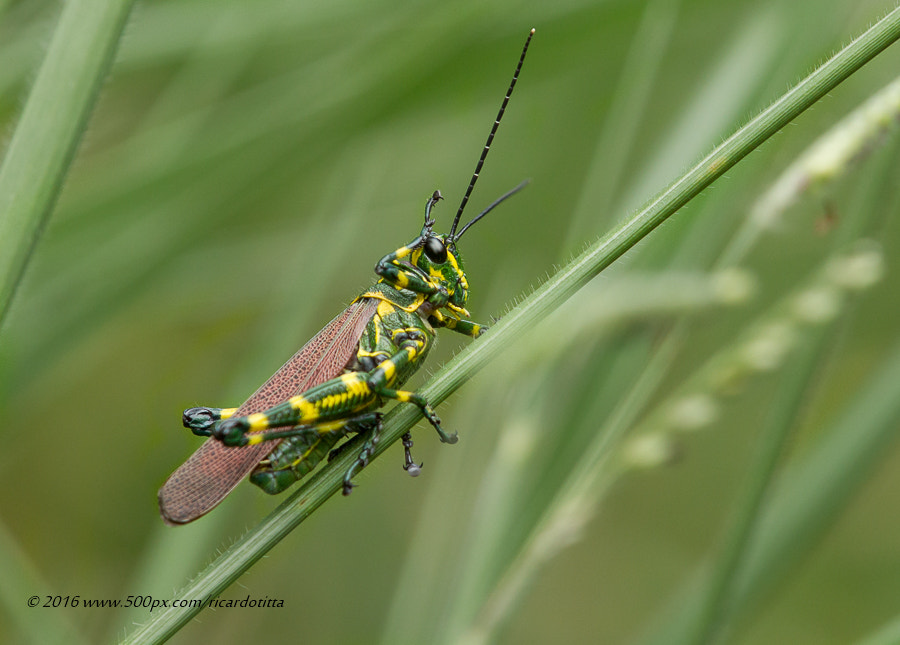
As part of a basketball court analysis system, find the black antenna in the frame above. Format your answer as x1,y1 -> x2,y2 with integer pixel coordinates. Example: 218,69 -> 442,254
453,180 -> 529,241
448,28 -> 534,239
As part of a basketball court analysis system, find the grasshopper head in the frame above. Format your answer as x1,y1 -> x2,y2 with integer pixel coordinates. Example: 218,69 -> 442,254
411,182 -> 528,316
413,191 -> 471,315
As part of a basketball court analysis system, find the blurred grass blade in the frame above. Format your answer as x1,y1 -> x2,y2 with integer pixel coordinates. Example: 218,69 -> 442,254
451,331 -> 683,645
0,0 -> 134,328
564,0 -> 679,247
0,520 -> 88,645
684,327 -> 834,645
855,614 -> 900,645
680,76 -> 900,641
731,338 -> 900,620
119,9 -> 900,643
640,335 -> 900,645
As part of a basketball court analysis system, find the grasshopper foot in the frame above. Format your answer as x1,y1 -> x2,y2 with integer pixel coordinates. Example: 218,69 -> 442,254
423,409 -> 457,444
342,417 -> 383,496
401,432 -> 423,476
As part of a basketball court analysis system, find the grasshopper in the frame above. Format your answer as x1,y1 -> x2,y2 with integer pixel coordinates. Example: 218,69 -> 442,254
159,29 -> 534,524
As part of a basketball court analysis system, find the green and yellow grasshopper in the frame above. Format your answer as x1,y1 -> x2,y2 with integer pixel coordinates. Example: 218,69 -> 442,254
159,29 -> 534,525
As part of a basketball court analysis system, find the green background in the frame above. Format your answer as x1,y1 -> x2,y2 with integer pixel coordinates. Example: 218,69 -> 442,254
2,0 -> 900,643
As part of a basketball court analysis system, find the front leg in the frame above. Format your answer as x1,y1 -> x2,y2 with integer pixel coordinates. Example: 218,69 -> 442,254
372,191 -> 447,298
375,244 -> 447,306
428,309 -> 486,338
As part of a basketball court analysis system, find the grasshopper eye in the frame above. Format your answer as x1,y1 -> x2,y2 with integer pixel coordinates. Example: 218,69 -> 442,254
424,237 -> 448,264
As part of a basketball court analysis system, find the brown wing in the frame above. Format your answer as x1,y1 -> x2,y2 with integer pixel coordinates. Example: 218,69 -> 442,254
158,298 -> 378,525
